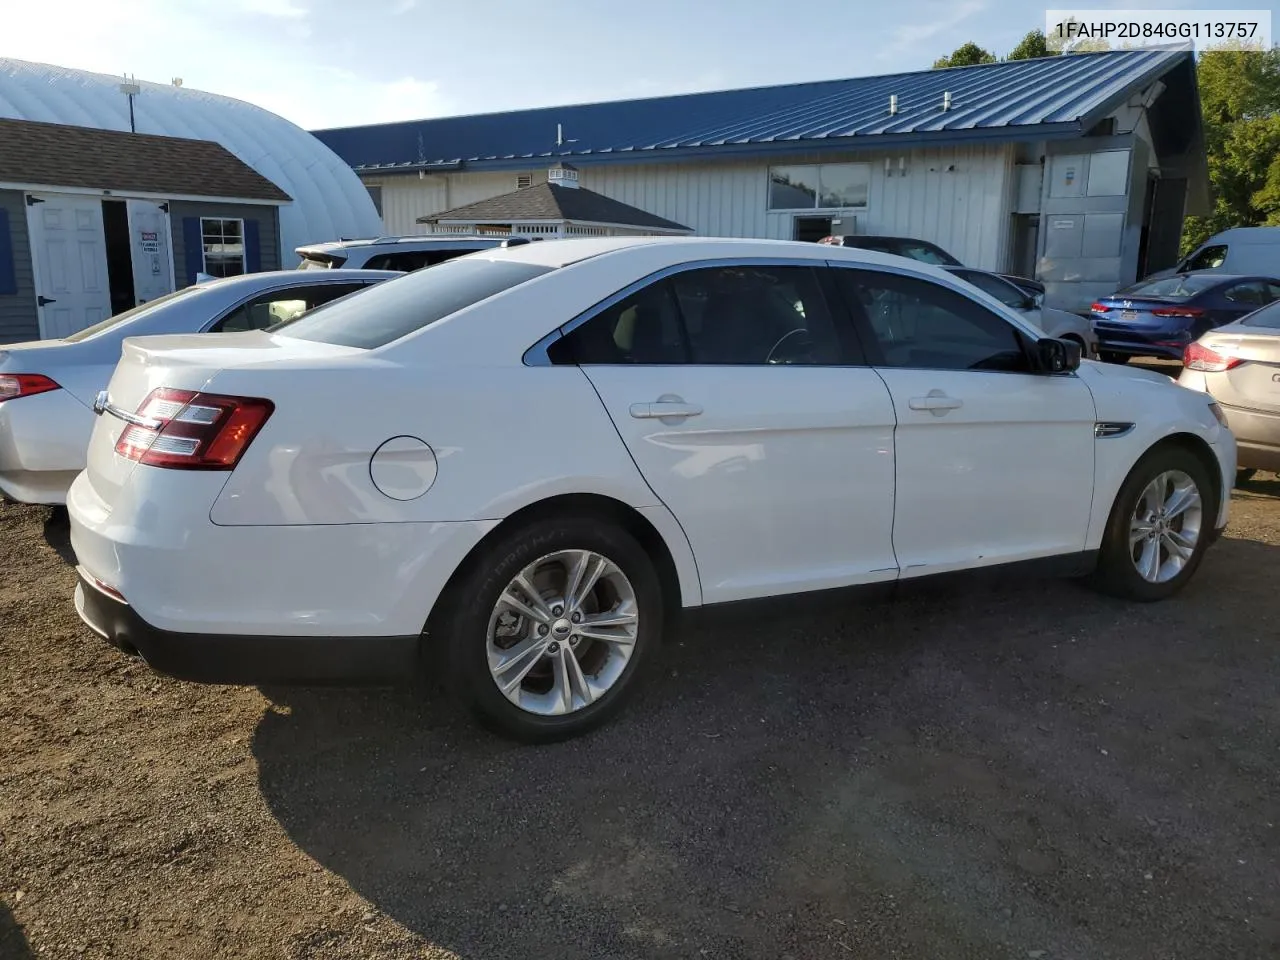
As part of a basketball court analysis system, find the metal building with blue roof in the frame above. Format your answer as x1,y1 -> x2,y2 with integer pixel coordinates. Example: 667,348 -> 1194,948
313,48 -> 1207,311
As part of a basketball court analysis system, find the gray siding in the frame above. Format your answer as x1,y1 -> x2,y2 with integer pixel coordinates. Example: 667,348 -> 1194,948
0,189 -> 39,344
169,201 -> 281,286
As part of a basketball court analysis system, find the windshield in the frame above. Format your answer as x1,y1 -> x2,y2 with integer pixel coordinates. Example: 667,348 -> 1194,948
271,258 -> 554,348
62,287 -> 200,342
1119,275 -> 1221,299
953,270 -> 1026,308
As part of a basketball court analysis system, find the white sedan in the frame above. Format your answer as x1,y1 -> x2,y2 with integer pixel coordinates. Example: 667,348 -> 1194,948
0,269 -> 398,504
69,238 -> 1235,742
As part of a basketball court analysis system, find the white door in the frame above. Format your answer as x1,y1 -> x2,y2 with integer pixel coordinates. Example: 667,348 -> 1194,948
835,267 -> 1097,575
125,199 -> 175,306
553,262 -> 899,604
26,193 -> 112,339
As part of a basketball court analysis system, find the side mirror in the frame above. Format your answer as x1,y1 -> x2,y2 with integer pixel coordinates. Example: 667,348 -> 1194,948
1037,337 -> 1081,374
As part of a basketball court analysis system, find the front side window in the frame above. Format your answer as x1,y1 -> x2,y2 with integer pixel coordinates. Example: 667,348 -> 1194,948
839,269 -> 1030,373
213,283 -> 373,333
201,218 -> 245,278
272,259 -> 552,348
768,163 -> 870,210
549,265 -> 844,366
1182,244 -> 1227,271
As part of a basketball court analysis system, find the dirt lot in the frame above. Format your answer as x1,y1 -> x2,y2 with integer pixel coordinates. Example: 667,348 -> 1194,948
2,478 -> 1279,960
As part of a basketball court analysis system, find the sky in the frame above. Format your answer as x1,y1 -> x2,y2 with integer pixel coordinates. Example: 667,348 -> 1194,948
3,0 -> 1278,131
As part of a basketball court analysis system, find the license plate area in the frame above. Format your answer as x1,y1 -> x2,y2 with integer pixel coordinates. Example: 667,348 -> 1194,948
1120,310 -> 1139,321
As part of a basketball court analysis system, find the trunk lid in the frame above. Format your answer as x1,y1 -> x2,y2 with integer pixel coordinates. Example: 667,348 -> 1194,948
1198,327 -> 1280,414
84,332 -> 364,512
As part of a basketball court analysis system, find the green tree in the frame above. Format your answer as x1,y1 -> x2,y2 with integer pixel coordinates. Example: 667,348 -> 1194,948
1181,45 -> 1280,253
1006,29 -> 1056,61
933,41 -> 997,69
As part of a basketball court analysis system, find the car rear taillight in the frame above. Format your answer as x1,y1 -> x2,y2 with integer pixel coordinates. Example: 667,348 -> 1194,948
0,374 -> 60,403
114,387 -> 274,469
1183,342 -> 1242,373
1152,307 -> 1205,318
1090,302 -> 1111,313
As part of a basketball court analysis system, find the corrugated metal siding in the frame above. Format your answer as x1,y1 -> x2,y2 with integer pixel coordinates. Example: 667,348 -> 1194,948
0,189 -> 38,344
365,144 -> 1016,270
169,202 -> 281,279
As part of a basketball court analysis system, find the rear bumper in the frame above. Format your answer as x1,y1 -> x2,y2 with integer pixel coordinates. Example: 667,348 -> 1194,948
74,570 -> 419,685
1091,324 -> 1189,360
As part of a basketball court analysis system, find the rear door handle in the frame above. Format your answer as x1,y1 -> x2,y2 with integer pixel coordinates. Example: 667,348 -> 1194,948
629,399 -> 703,420
908,393 -> 963,415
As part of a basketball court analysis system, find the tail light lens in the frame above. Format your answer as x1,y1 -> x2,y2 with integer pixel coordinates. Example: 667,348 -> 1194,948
1183,342 -> 1242,372
1152,307 -> 1205,318
0,374 -> 60,403
115,387 -> 273,469
1090,302 -> 1111,313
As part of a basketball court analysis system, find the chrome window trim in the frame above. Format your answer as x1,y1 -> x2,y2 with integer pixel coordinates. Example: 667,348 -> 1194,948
523,256 -> 839,367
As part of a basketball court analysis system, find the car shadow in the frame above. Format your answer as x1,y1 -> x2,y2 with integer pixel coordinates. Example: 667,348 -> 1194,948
40,505 -> 76,566
252,537 -> 1280,959
0,902 -> 34,960
1237,472 -> 1280,499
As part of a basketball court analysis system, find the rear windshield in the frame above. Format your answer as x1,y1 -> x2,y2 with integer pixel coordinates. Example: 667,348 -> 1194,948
1240,301 -> 1280,329
297,254 -> 345,270
1119,275 -> 1221,299
62,287 -> 200,342
270,258 -> 553,348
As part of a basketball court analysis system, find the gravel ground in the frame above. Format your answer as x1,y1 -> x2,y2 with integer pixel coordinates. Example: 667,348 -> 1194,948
2,477 -> 1279,960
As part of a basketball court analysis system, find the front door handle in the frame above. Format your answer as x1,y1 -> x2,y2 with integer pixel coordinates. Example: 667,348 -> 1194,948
629,397 -> 703,421
908,393 -> 963,415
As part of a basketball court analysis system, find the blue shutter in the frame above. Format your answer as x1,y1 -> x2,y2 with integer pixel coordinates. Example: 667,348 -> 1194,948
0,209 -> 16,296
244,219 -> 261,273
182,217 -> 203,285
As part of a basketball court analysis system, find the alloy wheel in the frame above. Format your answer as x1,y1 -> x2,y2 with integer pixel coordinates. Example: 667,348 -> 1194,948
1129,469 -> 1203,583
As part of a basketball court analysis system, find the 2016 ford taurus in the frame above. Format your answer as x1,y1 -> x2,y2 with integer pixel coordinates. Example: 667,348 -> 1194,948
69,238 -> 1236,742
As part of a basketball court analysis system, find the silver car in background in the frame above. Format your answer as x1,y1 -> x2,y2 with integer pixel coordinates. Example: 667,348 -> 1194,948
943,266 -> 1100,358
1178,299 -> 1280,482
0,269 -> 399,503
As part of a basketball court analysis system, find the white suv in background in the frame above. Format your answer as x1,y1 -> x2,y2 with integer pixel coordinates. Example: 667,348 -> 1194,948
295,235 -> 532,271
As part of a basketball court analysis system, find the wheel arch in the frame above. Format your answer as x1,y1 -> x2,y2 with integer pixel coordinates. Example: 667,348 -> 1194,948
427,492 -> 698,638
1146,432 -> 1225,516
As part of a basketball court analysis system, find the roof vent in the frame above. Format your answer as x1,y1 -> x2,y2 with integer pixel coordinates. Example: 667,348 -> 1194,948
889,94 -> 898,115
942,91 -> 953,111
547,162 -> 580,190
516,173 -> 533,189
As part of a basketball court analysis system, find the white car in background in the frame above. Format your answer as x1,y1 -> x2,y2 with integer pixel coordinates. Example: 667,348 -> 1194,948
0,269 -> 398,504
69,238 -> 1234,742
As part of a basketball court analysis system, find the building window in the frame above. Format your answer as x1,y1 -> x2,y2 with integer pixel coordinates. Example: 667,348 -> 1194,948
200,218 -> 245,278
768,163 -> 870,211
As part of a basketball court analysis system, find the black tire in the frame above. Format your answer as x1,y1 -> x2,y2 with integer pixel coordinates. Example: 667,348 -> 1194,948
1236,468 -> 1257,487
435,517 -> 663,743
1089,445 -> 1217,602
1100,351 -> 1130,365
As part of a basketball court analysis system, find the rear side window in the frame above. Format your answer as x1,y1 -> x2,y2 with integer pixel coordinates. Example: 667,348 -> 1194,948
894,241 -> 961,266
271,259 -> 552,348
364,248 -> 487,272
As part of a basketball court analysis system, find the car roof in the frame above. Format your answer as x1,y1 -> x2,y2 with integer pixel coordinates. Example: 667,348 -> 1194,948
1202,227 -> 1280,244
461,235 -> 956,273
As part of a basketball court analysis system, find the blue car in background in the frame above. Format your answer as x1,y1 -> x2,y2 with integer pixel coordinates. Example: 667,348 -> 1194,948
1091,273 -> 1280,363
